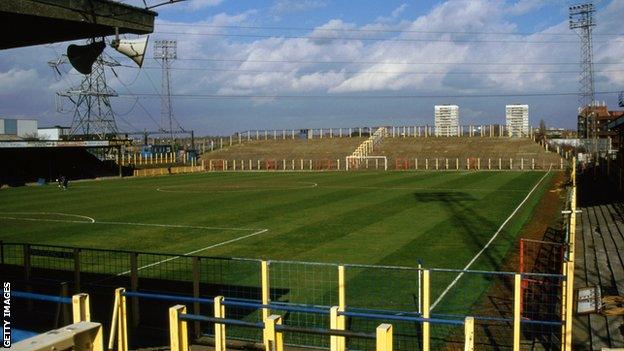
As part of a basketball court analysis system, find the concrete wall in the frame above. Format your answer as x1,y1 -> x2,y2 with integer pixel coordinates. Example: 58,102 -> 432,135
0,118 -> 38,137
38,128 -> 62,140
16,119 -> 37,137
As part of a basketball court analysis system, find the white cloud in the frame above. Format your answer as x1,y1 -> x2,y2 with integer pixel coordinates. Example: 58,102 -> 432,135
0,68 -> 45,94
2,0 -> 624,133
184,0 -> 225,10
271,0 -> 328,15
506,0 -> 549,16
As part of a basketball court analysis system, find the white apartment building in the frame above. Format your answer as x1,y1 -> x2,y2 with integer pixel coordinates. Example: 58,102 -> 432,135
434,105 -> 459,137
506,104 -> 529,137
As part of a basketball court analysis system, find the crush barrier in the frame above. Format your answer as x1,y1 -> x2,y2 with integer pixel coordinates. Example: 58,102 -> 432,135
108,288 -> 474,351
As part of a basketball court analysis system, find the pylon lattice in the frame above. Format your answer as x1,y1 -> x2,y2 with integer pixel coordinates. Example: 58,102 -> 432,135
58,55 -> 119,140
153,40 -> 177,140
569,3 -> 596,140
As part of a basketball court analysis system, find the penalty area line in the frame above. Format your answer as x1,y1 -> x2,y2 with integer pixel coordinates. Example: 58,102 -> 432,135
0,213 -> 263,232
115,228 -> 269,276
429,167 -> 552,311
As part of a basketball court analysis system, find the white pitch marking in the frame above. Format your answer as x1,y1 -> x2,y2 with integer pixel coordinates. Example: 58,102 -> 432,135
94,220 -> 264,232
0,212 -> 95,223
155,181 -> 318,194
0,213 -> 263,232
429,167 -> 552,311
115,228 -> 270,276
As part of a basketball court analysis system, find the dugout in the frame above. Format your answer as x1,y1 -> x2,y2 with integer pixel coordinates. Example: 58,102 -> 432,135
0,140 -> 131,187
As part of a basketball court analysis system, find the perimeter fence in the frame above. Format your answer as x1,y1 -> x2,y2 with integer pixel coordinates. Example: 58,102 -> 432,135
2,244 -> 569,350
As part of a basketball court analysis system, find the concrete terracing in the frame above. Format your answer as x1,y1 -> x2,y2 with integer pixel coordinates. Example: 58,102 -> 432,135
573,171 -> 624,350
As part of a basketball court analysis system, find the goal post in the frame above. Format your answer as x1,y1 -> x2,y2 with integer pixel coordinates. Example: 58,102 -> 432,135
345,156 -> 388,171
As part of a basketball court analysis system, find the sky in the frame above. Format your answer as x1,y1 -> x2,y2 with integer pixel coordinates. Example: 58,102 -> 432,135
0,0 -> 623,136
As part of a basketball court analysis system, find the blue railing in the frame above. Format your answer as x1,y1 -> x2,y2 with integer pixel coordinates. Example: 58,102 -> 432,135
12,291 -> 72,304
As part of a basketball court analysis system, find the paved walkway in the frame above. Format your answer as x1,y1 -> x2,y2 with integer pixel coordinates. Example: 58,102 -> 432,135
573,172 -> 624,350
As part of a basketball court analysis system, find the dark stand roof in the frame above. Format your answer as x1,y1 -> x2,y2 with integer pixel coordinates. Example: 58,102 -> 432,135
0,0 -> 156,49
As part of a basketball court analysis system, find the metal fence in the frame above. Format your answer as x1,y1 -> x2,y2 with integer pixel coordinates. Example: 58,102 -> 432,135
1,241 -> 569,350
204,157 -> 564,171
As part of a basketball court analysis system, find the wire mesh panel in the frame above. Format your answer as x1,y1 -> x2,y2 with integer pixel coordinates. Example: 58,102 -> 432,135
522,273 -> 563,349
1,243 -> 25,267
202,258 -> 262,342
80,249 -> 132,286
268,260 -> 338,347
25,245 -> 75,284
430,269 -> 515,349
345,264 -> 421,311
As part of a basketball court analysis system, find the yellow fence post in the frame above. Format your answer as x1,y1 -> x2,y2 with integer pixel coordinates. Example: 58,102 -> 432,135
72,293 -> 90,323
376,324 -> 393,351
464,317 -> 474,351
169,305 -> 188,351
513,274 -> 521,351
336,265 -> 347,351
264,315 -> 283,351
565,261 -> 574,351
561,261 -> 567,351
214,296 -> 226,351
330,306 -> 345,351
262,260 -> 271,344
109,288 -> 128,351
422,269 -> 430,351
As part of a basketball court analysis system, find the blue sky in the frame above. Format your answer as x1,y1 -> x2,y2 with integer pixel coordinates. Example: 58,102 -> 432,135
0,0 -> 622,135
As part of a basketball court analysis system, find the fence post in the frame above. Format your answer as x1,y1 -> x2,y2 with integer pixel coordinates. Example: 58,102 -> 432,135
265,315 -> 283,351
24,244 -> 31,281
464,317 -> 474,351
565,261 -> 574,351
422,269 -> 430,351
193,257 -> 201,337
330,306 -> 345,351
169,305 -> 188,351
74,248 -> 81,292
72,293 -> 90,323
262,260 -> 271,344
110,288 -> 128,351
130,253 -> 139,327
58,282 -> 70,327
334,265 -> 347,351
513,273 -> 521,351
214,296 -> 226,351
376,324 -> 393,351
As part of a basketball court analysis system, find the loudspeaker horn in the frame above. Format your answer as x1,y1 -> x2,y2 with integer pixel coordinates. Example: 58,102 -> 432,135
67,41 -> 106,75
111,36 -> 149,68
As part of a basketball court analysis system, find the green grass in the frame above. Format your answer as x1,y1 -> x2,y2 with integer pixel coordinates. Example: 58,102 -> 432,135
0,171 -> 555,347
0,171 -> 550,268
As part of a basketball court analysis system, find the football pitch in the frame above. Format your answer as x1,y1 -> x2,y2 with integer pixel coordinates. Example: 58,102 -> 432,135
1,170 -> 558,347
0,170 -> 553,271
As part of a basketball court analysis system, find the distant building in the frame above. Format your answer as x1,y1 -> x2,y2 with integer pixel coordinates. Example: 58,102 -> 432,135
578,102 -> 624,139
506,104 -> 529,137
38,126 -> 70,140
0,118 -> 37,139
434,105 -> 459,137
